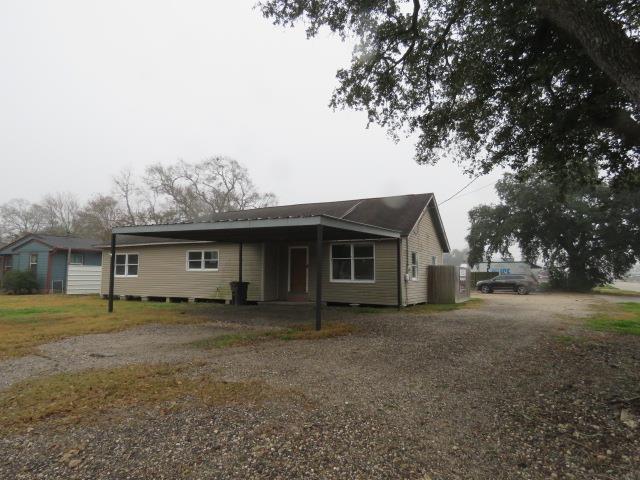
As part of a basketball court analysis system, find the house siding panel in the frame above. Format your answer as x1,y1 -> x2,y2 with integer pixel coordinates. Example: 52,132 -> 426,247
316,240 -> 400,306
405,209 -> 445,305
11,241 -> 51,291
268,240 -> 401,306
51,252 -> 68,291
277,244 -> 291,299
100,242 -> 264,301
67,265 -> 102,294
262,242 -> 280,301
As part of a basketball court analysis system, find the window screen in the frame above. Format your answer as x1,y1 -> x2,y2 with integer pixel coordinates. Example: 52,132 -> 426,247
187,251 -> 219,270
331,243 -> 374,281
410,252 -> 418,280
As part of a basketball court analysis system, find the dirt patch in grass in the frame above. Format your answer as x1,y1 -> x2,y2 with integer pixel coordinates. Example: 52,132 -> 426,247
0,363 -> 282,433
349,297 -> 484,315
404,297 -> 484,314
587,302 -> 640,335
190,322 -> 358,349
0,295 -> 214,359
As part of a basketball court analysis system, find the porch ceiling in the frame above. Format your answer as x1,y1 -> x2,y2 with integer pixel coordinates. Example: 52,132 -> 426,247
111,215 -> 401,243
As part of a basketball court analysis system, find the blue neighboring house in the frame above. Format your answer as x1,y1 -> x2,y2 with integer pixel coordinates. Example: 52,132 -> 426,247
0,233 -> 102,293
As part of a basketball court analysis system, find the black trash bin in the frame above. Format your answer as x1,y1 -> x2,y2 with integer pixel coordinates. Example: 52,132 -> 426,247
230,281 -> 250,305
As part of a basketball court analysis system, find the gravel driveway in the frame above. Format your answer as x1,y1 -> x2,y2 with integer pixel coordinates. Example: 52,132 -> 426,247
1,293 -> 639,479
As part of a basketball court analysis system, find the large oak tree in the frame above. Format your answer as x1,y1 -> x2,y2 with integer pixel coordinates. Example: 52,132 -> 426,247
467,172 -> 640,290
261,0 -> 640,186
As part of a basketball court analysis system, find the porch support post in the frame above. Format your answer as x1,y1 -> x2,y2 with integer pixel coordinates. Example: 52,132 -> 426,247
396,237 -> 402,309
236,242 -> 243,306
315,224 -> 323,331
108,233 -> 116,313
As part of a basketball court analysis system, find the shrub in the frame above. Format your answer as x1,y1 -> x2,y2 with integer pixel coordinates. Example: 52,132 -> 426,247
548,267 -> 596,292
2,271 -> 39,294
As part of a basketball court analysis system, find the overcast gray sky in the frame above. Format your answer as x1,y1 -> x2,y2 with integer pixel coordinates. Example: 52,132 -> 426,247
0,0 -> 504,250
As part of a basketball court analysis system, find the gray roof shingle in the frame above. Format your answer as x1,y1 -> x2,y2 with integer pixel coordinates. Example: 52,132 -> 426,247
104,193 -> 449,251
186,193 -> 431,233
0,234 -> 102,253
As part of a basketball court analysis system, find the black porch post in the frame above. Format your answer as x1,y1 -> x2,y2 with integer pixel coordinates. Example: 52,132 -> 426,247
108,233 -> 116,313
315,224 -> 323,331
396,237 -> 402,310
236,242 -> 243,306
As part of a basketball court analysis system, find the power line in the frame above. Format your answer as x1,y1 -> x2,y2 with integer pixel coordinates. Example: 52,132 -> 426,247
438,175 -> 481,205
449,180 -> 498,200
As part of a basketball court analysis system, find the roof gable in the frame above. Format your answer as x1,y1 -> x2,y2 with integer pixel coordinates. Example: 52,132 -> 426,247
341,194 -> 432,234
7,238 -> 54,253
0,233 -> 101,254
0,234 -> 53,254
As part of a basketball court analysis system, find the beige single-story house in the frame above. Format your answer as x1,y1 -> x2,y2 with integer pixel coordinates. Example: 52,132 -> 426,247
101,194 -> 450,318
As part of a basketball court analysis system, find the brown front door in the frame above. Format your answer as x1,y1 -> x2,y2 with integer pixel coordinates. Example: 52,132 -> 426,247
289,248 -> 307,293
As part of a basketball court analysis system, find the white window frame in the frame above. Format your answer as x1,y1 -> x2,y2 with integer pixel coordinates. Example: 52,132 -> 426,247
410,251 -> 419,281
70,253 -> 84,265
186,250 -> 219,272
29,253 -> 38,272
431,255 -> 438,265
115,253 -> 139,277
329,242 -> 376,284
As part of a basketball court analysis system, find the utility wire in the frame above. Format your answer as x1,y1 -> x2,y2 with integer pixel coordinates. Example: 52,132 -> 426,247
438,175 -> 481,205
448,180 -> 498,200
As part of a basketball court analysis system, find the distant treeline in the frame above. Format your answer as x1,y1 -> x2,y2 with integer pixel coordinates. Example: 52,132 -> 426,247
0,157 -> 276,243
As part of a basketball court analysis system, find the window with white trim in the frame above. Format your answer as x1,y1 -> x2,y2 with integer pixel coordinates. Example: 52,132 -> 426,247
330,243 -> 374,282
187,250 -> 219,271
410,252 -> 418,280
70,253 -> 84,265
431,255 -> 438,265
115,253 -> 138,277
29,254 -> 38,274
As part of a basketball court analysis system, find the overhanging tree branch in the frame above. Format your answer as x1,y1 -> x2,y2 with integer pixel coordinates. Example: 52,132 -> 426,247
535,0 -> 640,106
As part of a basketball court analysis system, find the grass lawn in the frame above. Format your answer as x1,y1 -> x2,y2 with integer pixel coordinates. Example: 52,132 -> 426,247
0,294 -> 482,360
591,285 -> 640,297
353,297 -> 484,315
0,295 -> 213,359
587,302 -> 640,336
0,363 -> 284,433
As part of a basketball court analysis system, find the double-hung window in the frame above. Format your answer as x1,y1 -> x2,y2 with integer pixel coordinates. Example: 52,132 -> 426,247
410,252 -> 419,280
29,254 -> 38,274
330,243 -> 375,282
187,250 -> 219,271
70,253 -> 84,265
115,253 -> 138,277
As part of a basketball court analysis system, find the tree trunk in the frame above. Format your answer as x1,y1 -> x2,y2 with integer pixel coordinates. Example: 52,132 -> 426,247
566,254 -> 593,291
535,0 -> 640,106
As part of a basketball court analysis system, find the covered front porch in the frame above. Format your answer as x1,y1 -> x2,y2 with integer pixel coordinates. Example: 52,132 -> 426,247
107,215 -> 402,330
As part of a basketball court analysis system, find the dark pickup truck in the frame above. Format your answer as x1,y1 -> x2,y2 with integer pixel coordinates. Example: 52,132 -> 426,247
476,274 -> 537,295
